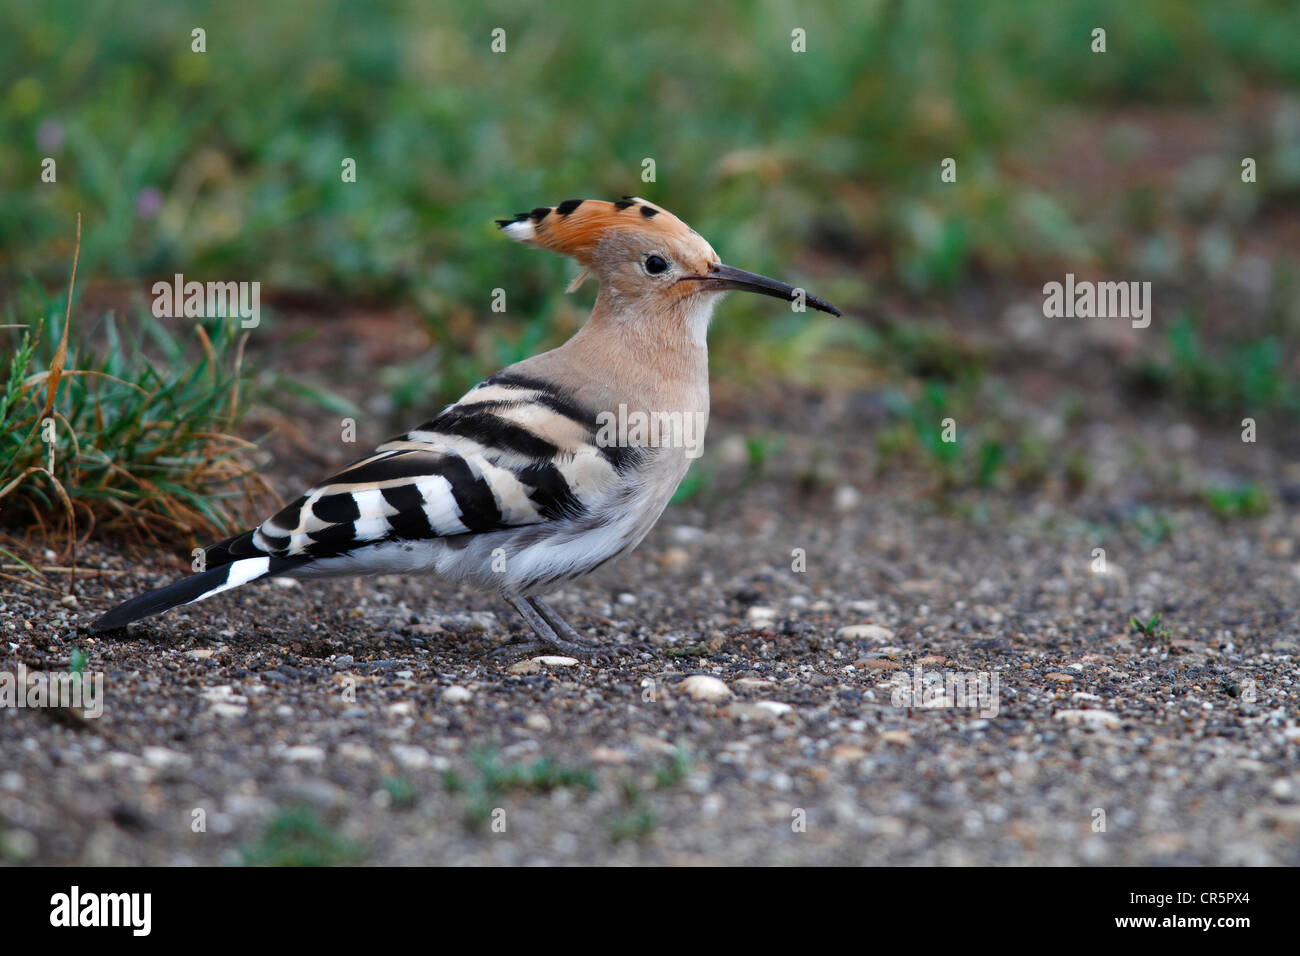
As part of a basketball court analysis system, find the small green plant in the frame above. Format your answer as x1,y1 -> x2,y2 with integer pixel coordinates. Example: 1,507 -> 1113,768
382,776 -> 418,810
1007,433 -> 1050,490
881,322 -> 987,387
670,463 -> 710,504
470,751 -> 596,794
1203,483 -> 1269,520
608,747 -> 692,843
911,383 -> 963,479
240,807 -> 364,866
652,746 -> 693,790
1130,506 -> 1173,546
1130,613 -> 1173,650
68,648 -> 87,675
447,750 -> 596,831
975,438 -> 1006,488
744,433 -> 786,475
609,808 -> 658,842
1063,452 -> 1091,495
1131,316 -> 1299,419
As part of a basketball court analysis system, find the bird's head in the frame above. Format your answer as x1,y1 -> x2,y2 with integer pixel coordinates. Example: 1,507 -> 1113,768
496,198 -> 841,325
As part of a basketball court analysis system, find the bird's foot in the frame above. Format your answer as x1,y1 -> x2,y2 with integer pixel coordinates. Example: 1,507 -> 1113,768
495,596 -> 653,663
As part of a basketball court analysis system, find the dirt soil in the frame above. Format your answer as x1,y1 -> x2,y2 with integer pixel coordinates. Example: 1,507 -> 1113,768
2,387 -> 1298,865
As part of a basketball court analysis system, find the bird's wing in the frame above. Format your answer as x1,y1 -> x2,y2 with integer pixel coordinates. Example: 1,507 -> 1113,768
206,369 -> 639,568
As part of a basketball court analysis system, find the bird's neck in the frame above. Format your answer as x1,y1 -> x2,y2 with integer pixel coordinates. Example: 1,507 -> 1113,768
558,290 -> 713,414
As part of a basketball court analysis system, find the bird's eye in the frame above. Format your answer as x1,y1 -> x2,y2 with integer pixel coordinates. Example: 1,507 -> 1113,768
644,255 -> 669,275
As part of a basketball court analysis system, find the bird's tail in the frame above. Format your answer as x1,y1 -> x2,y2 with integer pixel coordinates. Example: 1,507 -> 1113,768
92,555 -> 305,632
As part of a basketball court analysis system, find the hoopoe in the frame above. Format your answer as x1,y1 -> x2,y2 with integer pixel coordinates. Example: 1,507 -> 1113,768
93,198 -> 841,658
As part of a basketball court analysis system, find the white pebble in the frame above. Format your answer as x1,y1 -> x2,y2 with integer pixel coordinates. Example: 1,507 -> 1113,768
391,744 -> 431,769
283,745 -> 326,763
1053,709 -> 1121,730
837,624 -> 894,643
533,656 -> 580,668
680,675 -> 732,701
833,485 -> 861,512
142,746 -> 190,769
441,685 -> 473,704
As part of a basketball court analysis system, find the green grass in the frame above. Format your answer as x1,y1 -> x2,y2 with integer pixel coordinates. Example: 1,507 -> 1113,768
381,775 -> 418,810
609,746 -> 694,843
609,808 -> 658,843
664,643 -> 711,658
651,745 -> 693,789
1130,612 -> 1173,650
669,462 -> 710,504
1203,482 -> 1269,520
1131,315 -> 1300,419
466,751 -> 597,794
875,379 -> 1089,496
1130,506 -> 1174,546
442,746 -> 692,840
0,289 -> 268,553
445,749 -> 597,830
240,807 -> 364,866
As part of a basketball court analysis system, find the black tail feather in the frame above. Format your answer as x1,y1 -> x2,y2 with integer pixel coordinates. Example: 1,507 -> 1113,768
92,556 -> 305,632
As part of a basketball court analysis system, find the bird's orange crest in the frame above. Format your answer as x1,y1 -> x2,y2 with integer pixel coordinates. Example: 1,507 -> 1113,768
496,197 -> 697,266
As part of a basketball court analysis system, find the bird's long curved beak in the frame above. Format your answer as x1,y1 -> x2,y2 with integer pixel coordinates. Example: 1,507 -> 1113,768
687,262 -> 841,316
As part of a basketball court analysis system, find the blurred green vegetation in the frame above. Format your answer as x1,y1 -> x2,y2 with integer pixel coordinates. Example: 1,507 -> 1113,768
1202,480 -> 1270,519
1130,313 -> 1300,418
4,1 -> 1299,334
241,806 -> 364,866
1,0 -> 1298,534
444,749 -> 596,830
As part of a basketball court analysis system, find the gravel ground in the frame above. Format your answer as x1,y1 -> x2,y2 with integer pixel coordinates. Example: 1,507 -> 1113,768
2,405 -> 1298,866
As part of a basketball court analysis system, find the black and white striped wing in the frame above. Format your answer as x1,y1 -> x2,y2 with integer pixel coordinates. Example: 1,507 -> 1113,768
207,371 -> 634,569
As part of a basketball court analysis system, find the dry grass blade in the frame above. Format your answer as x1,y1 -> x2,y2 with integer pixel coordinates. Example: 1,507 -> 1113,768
39,213 -> 78,425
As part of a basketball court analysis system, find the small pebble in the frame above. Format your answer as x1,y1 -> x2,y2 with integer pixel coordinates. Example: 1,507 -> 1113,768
283,745 -> 326,763
838,624 -> 894,643
1054,709 -> 1121,730
680,675 -> 732,701
441,685 -> 473,704
534,656 -> 579,668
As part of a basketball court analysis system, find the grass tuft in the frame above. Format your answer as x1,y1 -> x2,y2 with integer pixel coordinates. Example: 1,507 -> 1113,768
447,749 -> 597,831
1203,483 -> 1269,520
0,226 -> 272,564
240,807 -> 364,867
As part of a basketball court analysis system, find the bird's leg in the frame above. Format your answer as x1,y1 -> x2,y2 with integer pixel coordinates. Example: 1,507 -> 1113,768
493,595 -> 605,660
530,597 -> 652,659
491,596 -> 649,661
528,597 -> 604,649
